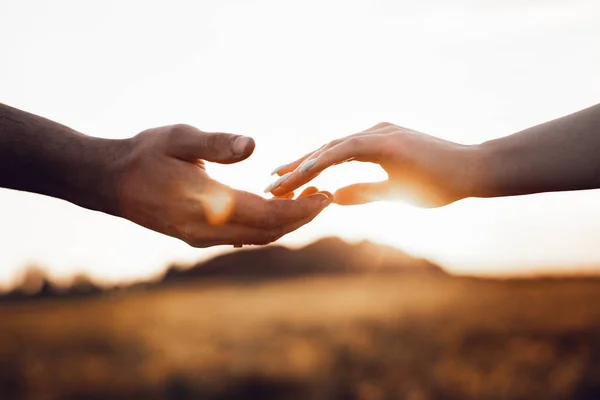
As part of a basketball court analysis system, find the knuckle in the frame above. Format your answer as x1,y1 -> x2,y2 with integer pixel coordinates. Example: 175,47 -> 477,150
389,131 -> 407,145
378,134 -> 400,158
169,123 -> 193,137
203,132 -> 219,150
346,136 -> 366,147
328,139 -> 341,147
317,139 -> 340,153
167,124 -> 194,145
372,121 -> 393,129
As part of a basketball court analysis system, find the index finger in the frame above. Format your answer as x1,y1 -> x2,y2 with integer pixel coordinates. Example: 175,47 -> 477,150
270,153 -> 314,176
270,135 -> 388,196
271,124 -> 391,177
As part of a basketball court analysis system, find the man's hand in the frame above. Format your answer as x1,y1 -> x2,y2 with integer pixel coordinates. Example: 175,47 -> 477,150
0,103 -> 331,247
117,124 -> 332,247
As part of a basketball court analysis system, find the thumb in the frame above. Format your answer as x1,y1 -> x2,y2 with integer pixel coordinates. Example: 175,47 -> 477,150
168,125 -> 255,164
334,181 -> 391,205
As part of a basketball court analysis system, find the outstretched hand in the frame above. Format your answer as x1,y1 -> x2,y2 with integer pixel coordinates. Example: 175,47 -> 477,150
268,122 -> 480,208
5,101 -> 600,246
117,124 -> 332,247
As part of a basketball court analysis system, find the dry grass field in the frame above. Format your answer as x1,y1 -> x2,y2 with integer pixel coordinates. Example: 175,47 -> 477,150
1,274 -> 600,400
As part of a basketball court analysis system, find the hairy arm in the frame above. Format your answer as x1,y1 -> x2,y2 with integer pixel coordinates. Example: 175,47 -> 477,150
478,103 -> 600,198
0,103 -> 128,215
0,103 -> 332,247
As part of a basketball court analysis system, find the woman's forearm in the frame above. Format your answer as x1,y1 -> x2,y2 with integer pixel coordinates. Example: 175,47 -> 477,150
474,103 -> 600,198
0,103 -> 129,215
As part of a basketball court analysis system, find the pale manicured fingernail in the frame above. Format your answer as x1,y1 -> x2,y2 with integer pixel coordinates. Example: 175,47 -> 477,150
263,172 -> 292,193
299,158 -> 317,173
270,164 -> 288,175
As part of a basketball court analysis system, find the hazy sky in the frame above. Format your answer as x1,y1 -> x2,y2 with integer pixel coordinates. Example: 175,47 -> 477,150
1,0 -> 600,288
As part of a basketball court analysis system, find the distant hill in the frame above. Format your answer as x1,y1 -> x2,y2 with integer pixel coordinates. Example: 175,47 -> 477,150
1,237 -> 447,301
162,237 -> 447,283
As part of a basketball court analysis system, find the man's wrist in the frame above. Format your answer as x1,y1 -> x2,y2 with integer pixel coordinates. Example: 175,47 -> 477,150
73,136 -> 133,217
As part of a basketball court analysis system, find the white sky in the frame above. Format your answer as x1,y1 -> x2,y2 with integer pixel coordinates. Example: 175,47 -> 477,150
1,0 -> 600,288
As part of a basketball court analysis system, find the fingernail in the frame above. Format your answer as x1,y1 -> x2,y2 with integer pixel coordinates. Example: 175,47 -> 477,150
320,191 -> 334,201
299,158 -> 317,173
320,194 -> 332,205
233,136 -> 252,155
263,172 -> 292,193
270,164 -> 288,176
311,193 -> 331,206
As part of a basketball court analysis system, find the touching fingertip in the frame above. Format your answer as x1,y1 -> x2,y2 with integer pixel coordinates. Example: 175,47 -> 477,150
299,186 -> 319,198
313,192 -> 332,206
264,172 -> 292,193
333,190 -> 359,206
320,191 -> 334,201
332,189 -> 347,204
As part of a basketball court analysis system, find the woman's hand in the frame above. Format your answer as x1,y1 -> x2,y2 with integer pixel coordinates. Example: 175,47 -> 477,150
267,122 -> 482,208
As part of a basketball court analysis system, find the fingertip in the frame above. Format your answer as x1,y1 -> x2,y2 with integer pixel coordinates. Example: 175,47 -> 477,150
297,192 -> 331,210
298,186 -> 319,198
270,154 -> 311,176
319,190 -> 334,202
233,136 -> 255,158
270,164 -> 289,176
333,188 -> 355,205
276,164 -> 299,176
264,172 -> 292,193
313,192 -> 332,207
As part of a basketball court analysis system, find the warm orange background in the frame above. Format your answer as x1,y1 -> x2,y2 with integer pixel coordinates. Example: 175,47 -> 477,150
1,0 -> 600,288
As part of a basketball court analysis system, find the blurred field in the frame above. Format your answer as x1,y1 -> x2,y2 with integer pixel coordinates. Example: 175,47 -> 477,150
1,275 -> 600,400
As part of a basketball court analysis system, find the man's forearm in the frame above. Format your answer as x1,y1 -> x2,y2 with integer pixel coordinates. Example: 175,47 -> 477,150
0,103 -> 129,215
473,103 -> 600,198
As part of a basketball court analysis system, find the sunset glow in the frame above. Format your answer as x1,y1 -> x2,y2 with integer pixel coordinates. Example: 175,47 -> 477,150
1,0 -> 600,288
198,185 -> 234,226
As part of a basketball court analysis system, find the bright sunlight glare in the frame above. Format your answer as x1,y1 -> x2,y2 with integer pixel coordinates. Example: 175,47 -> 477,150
0,0 -> 600,287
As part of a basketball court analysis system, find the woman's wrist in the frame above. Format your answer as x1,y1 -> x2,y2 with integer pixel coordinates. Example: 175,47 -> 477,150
457,141 -> 498,200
